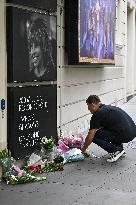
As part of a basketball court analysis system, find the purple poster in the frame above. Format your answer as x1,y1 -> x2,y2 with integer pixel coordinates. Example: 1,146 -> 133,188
79,0 -> 115,64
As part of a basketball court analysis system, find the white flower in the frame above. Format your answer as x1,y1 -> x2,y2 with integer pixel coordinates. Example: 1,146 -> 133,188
41,137 -> 48,143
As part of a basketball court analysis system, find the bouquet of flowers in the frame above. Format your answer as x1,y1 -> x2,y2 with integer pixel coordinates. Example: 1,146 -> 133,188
41,137 -> 54,152
3,164 -> 46,185
4,170 -> 46,185
57,140 -> 70,154
42,162 -> 64,173
53,155 -> 64,164
0,149 -> 14,178
59,133 -> 83,149
0,149 -> 11,159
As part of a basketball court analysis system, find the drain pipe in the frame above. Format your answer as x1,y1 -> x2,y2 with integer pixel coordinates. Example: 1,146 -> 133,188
124,0 -> 127,102
57,1 -> 63,136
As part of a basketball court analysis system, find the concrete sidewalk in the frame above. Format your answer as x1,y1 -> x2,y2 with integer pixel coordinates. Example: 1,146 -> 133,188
1,97 -> 136,205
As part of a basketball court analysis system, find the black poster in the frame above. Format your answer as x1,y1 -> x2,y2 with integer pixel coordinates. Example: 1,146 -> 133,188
7,7 -> 57,82
7,85 -> 57,159
6,0 -> 57,12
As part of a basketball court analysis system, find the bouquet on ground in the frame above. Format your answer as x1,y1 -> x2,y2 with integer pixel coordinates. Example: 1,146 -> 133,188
42,162 -> 64,173
41,137 -> 55,152
4,164 -> 46,185
42,155 -> 64,173
0,149 -> 11,159
63,133 -> 83,149
0,149 -> 14,177
57,133 -> 84,154
41,137 -> 55,162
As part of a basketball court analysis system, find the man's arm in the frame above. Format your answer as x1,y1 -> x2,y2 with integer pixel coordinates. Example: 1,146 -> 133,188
81,129 -> 97,153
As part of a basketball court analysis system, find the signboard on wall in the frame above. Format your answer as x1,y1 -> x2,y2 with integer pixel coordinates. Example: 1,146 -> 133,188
7,6 -> 57,82
65,0 -> 116,65
7,85 -> 57,159
6,0 -> 57,12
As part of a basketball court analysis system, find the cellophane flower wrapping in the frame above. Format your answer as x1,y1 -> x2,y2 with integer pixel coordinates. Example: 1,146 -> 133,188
27,152 -> 43,166
40,137 -> 55,162
57,140 -> 70,154
0,149 -> 14,177
0,157 -> 14,176
63,148 -> 84,164
63,133 -> 83,149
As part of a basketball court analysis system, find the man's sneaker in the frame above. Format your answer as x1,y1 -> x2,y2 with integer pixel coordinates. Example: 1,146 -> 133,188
121,151 -> 126,158
108,151 -> 126,158
107,150 -> 126,162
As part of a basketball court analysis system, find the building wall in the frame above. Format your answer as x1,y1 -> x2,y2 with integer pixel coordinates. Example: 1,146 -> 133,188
0,0 -> 7,149
135,14 -> 136,92
127,0 -> 136,93
57,0 -> 131,135
127,2 -> 136,96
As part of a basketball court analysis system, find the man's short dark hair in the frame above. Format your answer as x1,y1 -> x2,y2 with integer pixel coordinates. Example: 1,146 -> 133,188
86,95 -> 101,104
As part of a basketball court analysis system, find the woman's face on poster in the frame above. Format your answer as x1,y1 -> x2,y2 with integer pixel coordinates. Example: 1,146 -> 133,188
29,42 -> 43,70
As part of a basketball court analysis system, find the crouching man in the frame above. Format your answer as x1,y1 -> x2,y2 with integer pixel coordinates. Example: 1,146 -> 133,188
81,95 -> 136,162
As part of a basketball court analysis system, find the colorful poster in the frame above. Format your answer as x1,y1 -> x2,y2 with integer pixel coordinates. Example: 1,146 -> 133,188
79,0 -> 115,64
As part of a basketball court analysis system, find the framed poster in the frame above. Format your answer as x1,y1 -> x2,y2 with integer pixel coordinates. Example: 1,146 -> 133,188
7,6 -> 57,82
65,0 -> 116,65
7,85 -> 57,159
6,0 -> 57,12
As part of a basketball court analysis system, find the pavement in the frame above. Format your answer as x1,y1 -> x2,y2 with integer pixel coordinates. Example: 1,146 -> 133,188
1,97 -> 136,205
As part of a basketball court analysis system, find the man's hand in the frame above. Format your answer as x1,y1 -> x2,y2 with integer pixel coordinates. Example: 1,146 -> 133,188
81,129 -> 97,156
81,129 -> 97,158
81,149 -> 90,158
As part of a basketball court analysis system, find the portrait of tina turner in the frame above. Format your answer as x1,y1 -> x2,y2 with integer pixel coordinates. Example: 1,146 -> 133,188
26,14 -> 57,80
7,7 -> 57,82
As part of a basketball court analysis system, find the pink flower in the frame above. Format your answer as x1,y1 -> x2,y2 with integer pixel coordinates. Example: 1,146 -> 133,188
11,165 -> 26,177
58,140 -> 70,153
